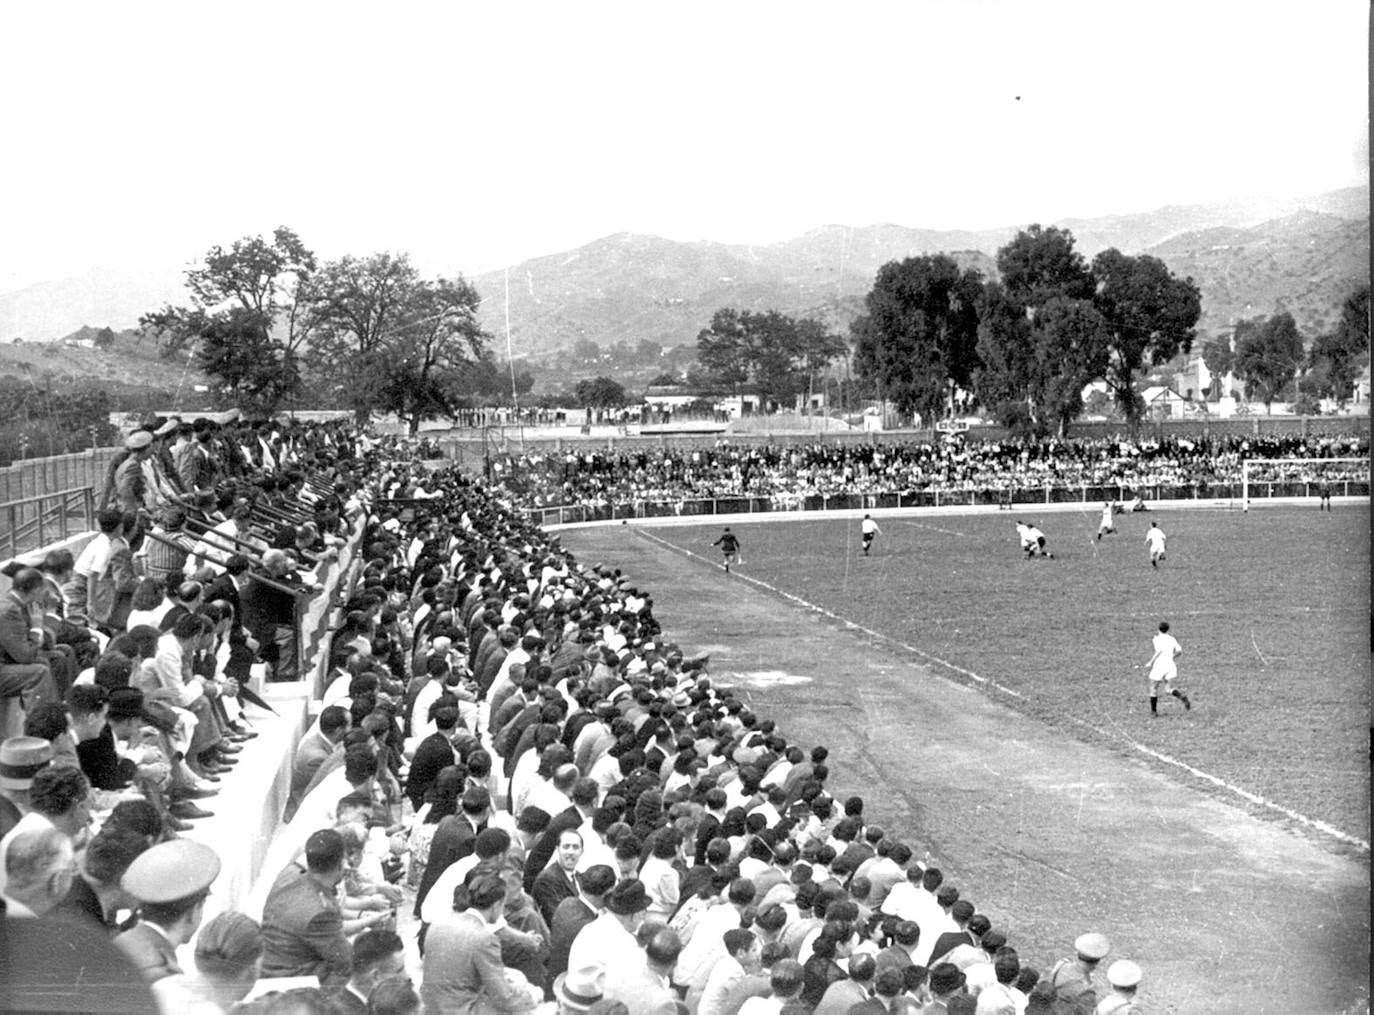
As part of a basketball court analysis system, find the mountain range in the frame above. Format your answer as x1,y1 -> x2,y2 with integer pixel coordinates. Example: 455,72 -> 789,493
1,186 -> 1366,358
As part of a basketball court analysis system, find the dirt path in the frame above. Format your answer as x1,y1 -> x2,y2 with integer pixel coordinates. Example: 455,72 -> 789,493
560,524 -> 1371,1014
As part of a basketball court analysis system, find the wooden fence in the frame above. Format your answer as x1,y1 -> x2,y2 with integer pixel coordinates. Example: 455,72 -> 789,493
0,448 -> 121,558
0,447 -> 121,507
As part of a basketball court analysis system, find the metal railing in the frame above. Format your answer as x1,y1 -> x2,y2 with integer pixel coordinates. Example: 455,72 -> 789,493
1,487 -> 96,559
523,479 -> 1372,527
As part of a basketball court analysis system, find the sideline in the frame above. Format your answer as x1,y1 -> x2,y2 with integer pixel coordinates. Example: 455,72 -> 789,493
632,525 -> 1373,856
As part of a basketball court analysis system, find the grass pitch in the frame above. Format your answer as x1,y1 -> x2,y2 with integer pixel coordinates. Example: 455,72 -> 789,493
655,504 -> 1370,846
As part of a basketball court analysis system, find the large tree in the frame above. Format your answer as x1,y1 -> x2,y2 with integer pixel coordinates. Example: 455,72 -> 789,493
186,227 -> 318,355
1200,333 -> 1235,392
1304,286 -> 1370,408
696,308 -> 843,406
367,276 -> 489,433
1235,312 -> 1304,412
1090,249 -> 1202,425
997,224 -> 1095,307
139,227 -> 319,411
575,376 -> 629,411
851,254 -> 984,423
308,255 -> 489,425
195,308 -> 303,414
975,285 -> 1110,435
695,308 -> 751,387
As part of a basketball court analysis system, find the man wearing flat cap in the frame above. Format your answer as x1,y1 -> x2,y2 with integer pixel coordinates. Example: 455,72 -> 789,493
114,839 -> 222,982
1048,932 -> 1111,1012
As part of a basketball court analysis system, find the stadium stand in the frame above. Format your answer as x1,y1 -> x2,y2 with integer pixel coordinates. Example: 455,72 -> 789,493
1,422 -> 1366,1012
494,433 -> 1370,521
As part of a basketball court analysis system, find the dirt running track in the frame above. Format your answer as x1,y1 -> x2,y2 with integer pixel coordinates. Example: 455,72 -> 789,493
559,523 -> 1370,1014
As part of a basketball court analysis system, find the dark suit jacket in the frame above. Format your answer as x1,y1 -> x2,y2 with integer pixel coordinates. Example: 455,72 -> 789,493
928,929 -> 975,966
52,874 -> 111,929
475,645 -> 509,699
693,814 -> 723,865
531,863 -> 577,928
0,593 -> 40,666
241,576 -> 297,638
522,805 -> 582,894
414,814 -> 483,917
407,732 -> 457,810
547,896 -> 596,978
114,922 -> 182,982
76,725 -> 136,791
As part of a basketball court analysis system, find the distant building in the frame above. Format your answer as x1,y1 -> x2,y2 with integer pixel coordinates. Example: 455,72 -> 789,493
1140,385 -> 1189,420
642,384 -> 761,419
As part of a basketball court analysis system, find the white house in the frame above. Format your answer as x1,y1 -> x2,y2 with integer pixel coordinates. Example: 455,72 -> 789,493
1140,385 -> 1190,419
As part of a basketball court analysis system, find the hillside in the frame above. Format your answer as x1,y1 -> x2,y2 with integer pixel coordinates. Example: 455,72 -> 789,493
477,199 -> 1367,360
1,186 -> 1365,361
0,326 -> 212,397
475,231 -> 997,358
1146,211 -> 1369,339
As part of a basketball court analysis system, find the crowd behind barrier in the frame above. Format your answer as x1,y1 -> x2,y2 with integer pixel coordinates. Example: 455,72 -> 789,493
490,434 -> 1370,522
6,422 -> 1356,1013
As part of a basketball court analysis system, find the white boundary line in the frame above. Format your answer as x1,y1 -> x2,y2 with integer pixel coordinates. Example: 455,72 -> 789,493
633,526 -> 1372,855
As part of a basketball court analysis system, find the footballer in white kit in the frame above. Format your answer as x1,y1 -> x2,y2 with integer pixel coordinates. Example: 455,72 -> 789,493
860,514 -> 882,556
1016,522 -> 1054,559
1096,501 -> 1118,541
1144,521 -> 1167,568
1146,621 -> 1191,714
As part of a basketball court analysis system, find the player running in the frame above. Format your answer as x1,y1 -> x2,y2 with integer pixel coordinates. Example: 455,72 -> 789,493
1016,522 -> 1054,559
860,514 -> 882,556
1144,521 -> 1167,569
712,527 -> 741,572
1146,621 -> 1191,714
1096,501 -> 1118,541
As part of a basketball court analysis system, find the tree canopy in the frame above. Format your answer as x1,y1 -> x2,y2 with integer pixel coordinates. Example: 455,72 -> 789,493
850,254 -> 983,423
575,376 -> 629,410
1235,312 -> 1304,412
1304,286 -> 1370,408
850,230 -> 1199,433
975,285 -> 1110,434
1090,248 -> 1202,424
141,227 -> 320,413
141,232 -> 491,424
696,308 -> 845,406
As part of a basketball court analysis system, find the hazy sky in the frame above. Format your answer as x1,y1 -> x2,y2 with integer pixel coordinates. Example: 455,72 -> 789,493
1,0 -> 1366,292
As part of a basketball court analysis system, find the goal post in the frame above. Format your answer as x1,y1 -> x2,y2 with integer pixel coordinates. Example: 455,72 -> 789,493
1240,457 -> 1370,511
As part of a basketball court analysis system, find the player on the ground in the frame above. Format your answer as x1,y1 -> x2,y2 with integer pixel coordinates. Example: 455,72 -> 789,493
1016,522 -> 1054,559
860,514 -> 882,556
1096,501 -> 1118,541
712,527 -> 741,572
1144,521 -> 1167,569
1318,479 -> 1332,511
1146,621 -> 1191,714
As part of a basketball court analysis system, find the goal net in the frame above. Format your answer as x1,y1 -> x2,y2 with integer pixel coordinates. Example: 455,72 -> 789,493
1240,457 -> 1370,511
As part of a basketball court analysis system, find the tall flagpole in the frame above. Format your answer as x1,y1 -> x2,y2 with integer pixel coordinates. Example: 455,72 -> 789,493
504,267 -> 523,450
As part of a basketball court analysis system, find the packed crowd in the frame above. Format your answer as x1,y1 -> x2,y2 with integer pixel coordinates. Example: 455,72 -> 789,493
491,433 -> 1368,510
1,423 -> 1160,1014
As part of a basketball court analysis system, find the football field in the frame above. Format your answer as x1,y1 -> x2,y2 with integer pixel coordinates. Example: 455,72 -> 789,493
647,503 -> 1371,846
559,502 -> 1371,1013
